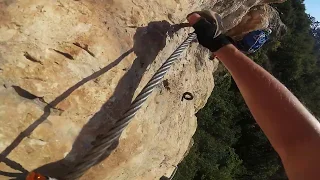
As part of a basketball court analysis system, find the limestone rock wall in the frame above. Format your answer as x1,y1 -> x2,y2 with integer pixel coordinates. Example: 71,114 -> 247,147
0,0 -> 285,179
226,4 -> 287,40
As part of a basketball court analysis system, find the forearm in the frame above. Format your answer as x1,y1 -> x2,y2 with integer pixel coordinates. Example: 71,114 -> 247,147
215,44 -> 320,178
186,11 -> 320,178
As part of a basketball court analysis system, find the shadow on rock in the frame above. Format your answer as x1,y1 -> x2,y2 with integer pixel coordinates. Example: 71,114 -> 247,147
33,21 -> 187,178
0,156 -> 28,180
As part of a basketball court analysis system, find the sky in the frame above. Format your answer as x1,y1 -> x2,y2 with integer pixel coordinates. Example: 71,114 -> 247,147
305,0 -> 320,21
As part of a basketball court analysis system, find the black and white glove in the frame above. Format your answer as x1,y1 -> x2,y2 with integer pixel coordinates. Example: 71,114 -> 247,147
188,11 -> 231,52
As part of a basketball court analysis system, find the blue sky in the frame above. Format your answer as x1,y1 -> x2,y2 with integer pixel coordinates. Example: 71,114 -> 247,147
305,0 -> 320,21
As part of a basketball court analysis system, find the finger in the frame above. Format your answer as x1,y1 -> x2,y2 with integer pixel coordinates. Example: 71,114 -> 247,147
187,13 -> 202,26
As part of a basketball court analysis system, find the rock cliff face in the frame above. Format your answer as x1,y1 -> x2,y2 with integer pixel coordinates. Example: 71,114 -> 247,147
226,4 -> 287,40
0,0 -> 285,179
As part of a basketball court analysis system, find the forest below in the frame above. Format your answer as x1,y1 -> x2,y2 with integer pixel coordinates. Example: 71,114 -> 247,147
174,0 -> 320,179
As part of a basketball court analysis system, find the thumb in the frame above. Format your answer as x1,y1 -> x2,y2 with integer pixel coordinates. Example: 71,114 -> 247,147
187,13 -> 202,26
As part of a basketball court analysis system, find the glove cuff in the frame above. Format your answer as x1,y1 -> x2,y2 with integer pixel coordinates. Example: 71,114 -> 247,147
210,34 -> 231,52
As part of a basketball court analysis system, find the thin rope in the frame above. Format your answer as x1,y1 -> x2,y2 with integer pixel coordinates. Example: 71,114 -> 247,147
61,32 -> 197,180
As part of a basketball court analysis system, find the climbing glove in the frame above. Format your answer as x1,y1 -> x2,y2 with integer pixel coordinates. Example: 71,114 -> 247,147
188,11 -> 231,52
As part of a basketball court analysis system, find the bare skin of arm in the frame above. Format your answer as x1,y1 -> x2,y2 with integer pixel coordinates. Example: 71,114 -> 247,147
188,14 -> 320,180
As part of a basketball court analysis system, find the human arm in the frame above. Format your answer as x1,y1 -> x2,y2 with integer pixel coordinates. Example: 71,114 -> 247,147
188,13 -> 320,180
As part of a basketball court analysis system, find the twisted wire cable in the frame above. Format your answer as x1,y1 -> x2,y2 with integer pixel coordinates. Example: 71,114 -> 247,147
62,32 -> 197,180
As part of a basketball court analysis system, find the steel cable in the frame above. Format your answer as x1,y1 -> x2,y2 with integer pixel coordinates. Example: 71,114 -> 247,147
62,32 -> 197,180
